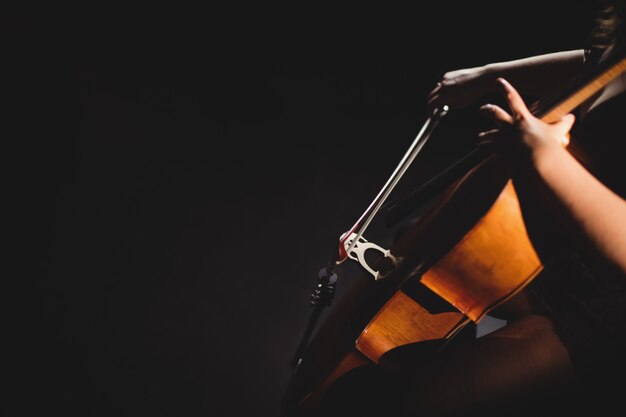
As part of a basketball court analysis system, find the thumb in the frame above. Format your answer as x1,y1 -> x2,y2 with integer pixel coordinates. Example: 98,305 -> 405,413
554,113 -> 575,147
556,113 -> 576,131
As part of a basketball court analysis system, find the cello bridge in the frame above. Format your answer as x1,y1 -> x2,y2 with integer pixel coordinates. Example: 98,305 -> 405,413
342,233 -> 402,280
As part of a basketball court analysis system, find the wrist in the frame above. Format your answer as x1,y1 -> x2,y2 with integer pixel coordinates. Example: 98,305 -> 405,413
529,139 -> 565,173
481,63 -> 501,94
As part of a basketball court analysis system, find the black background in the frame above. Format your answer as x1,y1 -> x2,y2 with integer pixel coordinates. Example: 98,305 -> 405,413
16,3 -> 593,416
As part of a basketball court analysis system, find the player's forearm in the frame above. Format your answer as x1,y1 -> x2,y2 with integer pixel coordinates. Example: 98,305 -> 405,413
529,142 -> 626,275
483,50 -> 586,97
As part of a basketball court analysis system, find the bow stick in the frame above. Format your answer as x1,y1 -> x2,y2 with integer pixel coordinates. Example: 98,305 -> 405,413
335,105 -> 449,280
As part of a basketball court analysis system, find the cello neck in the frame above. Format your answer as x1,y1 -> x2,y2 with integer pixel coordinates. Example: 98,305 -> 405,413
531,47 -> 626,122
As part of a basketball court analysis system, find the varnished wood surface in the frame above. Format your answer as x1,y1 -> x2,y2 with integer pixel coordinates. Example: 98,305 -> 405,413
421,181 -> 542,322
356,290 -> 466,364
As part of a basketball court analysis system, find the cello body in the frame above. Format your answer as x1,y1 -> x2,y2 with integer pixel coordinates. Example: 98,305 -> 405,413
281,155 -> 542,416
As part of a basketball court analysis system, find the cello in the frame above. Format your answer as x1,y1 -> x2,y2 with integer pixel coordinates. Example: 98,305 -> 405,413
281,50 -> 626,417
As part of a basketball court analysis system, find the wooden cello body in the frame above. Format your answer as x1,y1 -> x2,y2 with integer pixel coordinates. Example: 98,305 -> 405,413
281,155 -> 542,416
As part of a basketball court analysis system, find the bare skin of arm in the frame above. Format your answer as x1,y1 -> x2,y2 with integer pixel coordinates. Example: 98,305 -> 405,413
482,77 -> 626,277
428,50 -> 586,112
